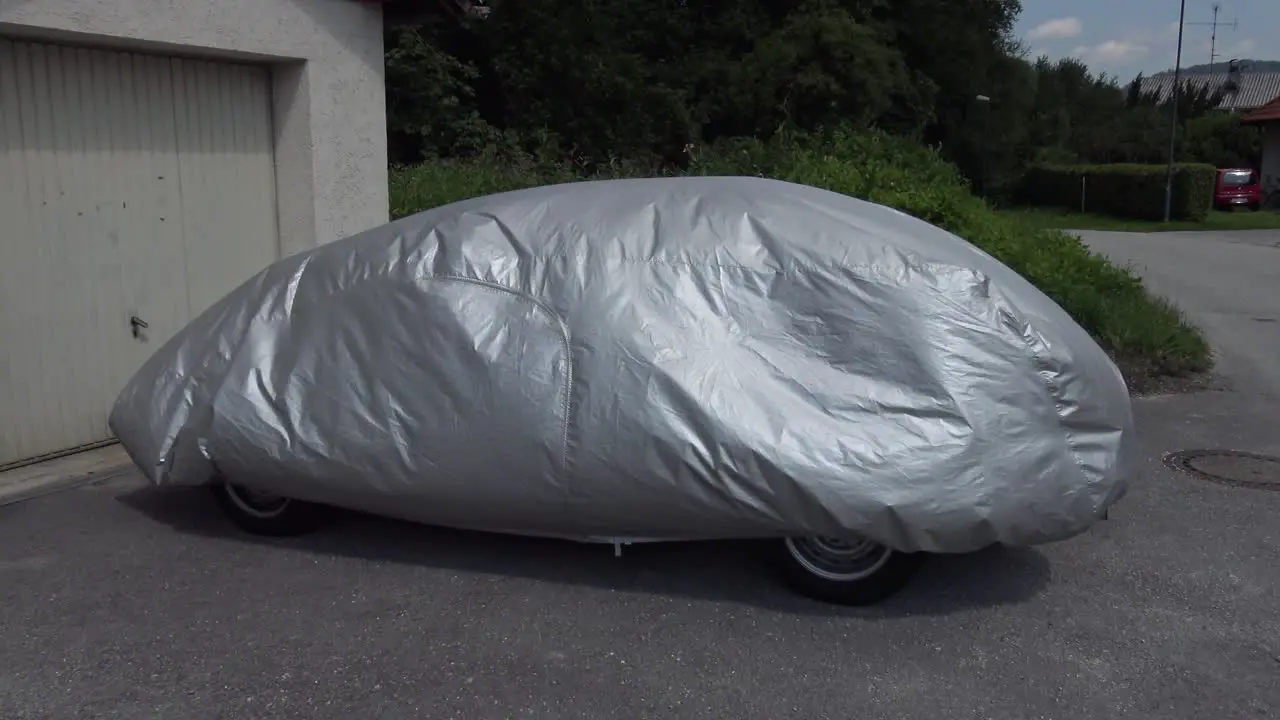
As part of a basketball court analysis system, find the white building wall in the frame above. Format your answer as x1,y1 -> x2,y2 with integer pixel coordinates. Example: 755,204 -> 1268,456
0,0 -> 389,256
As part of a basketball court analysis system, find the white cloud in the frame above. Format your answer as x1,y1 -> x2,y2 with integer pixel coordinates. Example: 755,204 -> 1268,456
1028,17 -> 1083,41
1041,20 -> 1250,78
1070,39 -> 1150,66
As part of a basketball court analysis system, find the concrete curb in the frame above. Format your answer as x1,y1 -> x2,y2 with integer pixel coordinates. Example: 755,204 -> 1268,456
0,445 -> 136,507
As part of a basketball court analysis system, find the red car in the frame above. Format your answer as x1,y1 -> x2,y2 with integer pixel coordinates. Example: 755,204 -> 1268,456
1214,168 -> 1263,211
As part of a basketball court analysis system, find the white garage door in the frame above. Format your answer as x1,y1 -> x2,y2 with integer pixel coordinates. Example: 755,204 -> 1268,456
0,39 -> 280,469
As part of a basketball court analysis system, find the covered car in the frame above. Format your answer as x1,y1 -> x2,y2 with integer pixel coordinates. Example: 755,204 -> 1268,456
109,176 -> 1137,605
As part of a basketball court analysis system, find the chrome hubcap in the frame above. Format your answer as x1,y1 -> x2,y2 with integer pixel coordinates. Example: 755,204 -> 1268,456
224,483 -> 291,519
784,534 -> 893,581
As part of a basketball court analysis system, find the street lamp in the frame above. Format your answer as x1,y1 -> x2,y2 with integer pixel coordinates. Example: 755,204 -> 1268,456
1163,0 -> 1188,222
976,95 -> 991,199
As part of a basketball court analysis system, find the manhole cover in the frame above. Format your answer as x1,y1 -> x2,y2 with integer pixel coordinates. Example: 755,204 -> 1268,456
1164,450 -> 1280,491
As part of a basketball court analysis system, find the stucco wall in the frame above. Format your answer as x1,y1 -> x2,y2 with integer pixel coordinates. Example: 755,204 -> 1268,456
0,0 -> 389,256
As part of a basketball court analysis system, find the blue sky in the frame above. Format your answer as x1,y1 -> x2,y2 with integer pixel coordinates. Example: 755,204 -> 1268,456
1014,0 -> 1279,80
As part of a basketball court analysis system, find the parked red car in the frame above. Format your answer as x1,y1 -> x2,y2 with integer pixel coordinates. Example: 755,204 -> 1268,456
1214,168 -> 1263,211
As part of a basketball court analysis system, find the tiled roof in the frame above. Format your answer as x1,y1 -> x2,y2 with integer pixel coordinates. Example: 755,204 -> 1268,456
1242,95 -> 1280,124
1138,70 -> 1280,111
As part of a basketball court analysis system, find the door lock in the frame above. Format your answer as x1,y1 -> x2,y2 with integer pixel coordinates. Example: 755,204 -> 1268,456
129,315 -> 149,339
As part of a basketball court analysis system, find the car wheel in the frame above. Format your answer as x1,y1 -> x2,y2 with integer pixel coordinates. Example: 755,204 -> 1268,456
212,481 -> 327,537
774,534 -> 924,606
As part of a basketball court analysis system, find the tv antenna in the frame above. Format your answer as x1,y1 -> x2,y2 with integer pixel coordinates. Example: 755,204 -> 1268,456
1186,3 -> 1238,73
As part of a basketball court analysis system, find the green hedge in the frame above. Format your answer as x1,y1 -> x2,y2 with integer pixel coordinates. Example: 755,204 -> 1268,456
1019,163 -> 1216,221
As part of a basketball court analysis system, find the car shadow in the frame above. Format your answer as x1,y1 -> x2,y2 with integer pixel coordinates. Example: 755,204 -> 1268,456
116,486 -> 1053,618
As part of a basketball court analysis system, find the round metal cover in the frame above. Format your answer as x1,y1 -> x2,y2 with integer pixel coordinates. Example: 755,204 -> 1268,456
1164,450 -> 1280,491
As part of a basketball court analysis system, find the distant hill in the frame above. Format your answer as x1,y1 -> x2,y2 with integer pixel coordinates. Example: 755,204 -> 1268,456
1151,59 -> 1280,76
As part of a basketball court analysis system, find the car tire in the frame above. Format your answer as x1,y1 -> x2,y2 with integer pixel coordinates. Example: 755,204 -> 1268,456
212,480 -> 328,537
773,535 -> 924,606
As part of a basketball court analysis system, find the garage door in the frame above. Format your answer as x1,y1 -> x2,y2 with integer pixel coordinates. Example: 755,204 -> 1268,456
0,39 -> 280,469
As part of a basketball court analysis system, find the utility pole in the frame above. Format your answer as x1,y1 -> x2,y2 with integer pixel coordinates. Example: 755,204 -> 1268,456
1187,3 -> 1238,74
1163,0 -> 1187,223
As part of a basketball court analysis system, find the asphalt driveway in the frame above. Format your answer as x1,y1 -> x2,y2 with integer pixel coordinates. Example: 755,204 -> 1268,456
3,230 -> 1279,720
1077,228 -> 1280,397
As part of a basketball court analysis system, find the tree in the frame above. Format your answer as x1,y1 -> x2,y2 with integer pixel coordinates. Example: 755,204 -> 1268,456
384,23 -> 497,160
378,0 -> 1263,187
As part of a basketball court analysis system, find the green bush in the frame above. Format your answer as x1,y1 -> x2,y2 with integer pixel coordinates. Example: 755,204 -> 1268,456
388,156 -> 576,220
1019,163 -> 1216,221
390,129 -> 1211,387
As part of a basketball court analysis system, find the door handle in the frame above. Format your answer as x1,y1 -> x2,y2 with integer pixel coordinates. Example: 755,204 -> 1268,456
129,315 -> 149,339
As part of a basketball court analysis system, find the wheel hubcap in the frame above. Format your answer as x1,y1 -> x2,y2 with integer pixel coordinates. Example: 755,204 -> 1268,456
224,483 -> 291,519
785,534 -> 893,581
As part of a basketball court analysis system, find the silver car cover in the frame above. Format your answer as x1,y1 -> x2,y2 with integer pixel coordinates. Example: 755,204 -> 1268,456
109,176 -> 1137,554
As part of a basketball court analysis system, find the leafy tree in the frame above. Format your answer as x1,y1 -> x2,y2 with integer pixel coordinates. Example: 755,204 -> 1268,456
379,0 -> 1264,188
384,23 -> 497,160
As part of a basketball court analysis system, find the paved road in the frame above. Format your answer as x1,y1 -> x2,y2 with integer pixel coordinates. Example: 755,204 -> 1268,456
1077,229 -> 1280,397
3,231 -> 1280,720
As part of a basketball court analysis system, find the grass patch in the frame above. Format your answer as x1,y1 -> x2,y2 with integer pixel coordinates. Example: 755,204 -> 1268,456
389,129 -> 1213,389
1000,206 -> 1280,233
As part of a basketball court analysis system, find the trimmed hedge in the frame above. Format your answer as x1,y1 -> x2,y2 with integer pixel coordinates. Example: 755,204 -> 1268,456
1019,163 -> 1216,221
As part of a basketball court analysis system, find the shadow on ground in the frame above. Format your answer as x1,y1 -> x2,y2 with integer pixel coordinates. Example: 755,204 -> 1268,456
116,485 -> 1052,618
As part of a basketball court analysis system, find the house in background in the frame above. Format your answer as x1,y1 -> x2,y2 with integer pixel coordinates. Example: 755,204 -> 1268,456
1242,94 -> 1280,202
1138,63 -> 1280,113
0,0 -> 401,469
